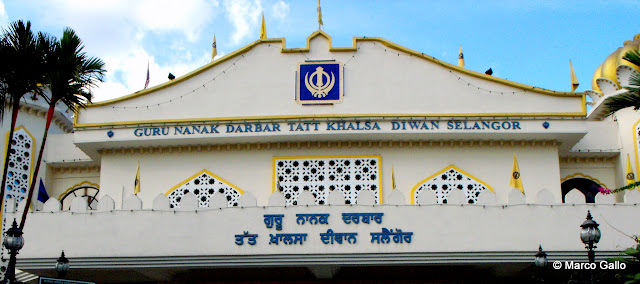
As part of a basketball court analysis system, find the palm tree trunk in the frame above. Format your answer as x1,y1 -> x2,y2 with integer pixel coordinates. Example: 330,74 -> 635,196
20,103 -> 54,229
0,100 -> 22,220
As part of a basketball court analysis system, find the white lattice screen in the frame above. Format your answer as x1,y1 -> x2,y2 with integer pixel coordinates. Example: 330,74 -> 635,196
5,128 -> 33,203
274,156 -> 381,206
414,166 -> 488,204
1,127 -> 34,279
167,170 -> 242,208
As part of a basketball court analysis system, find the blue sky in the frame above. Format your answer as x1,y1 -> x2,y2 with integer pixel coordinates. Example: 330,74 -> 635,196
1,0 -> 639,101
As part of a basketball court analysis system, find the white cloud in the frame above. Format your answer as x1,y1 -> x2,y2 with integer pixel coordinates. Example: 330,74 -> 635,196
0,0 -> 8,27
272,0 -> 289,21
24,0 -> 220,101
224,0 -> 262,45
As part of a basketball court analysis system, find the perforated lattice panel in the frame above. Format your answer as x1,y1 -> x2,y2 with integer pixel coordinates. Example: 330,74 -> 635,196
275,157 -> 381,206
5,128 -> 32,202
1,128 -> 33,279
414,167 -> 487,204
167,171 -> 241,208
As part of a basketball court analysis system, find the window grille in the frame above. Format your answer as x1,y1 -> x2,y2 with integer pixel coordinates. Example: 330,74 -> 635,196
166,170 -> 242,208
274,156 -> 381,206
413,166 -> 489,204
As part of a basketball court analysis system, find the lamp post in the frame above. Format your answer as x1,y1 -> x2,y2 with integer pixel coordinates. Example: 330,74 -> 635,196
3,219 -> 24,284
55,251 -> 69,279
535,245 -> 548,267
580,210 -> 601,284
579,210 -> 601,263
534,245 -> 548,282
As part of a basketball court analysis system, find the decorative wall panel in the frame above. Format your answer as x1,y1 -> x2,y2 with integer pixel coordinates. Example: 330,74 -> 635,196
413,165 -> 491,204
166,170 -> 242,208
274,156 -> 381,206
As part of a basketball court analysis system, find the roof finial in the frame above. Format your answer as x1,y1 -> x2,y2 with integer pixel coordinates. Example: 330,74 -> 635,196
211,34 -> 217,61
317,0 -> 323,30
260,12 -> 267,39
458,46 -> 464,68
570,60 -> 579,92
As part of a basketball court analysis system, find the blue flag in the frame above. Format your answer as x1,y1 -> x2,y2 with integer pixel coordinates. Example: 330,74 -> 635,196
37,179 -> 49,203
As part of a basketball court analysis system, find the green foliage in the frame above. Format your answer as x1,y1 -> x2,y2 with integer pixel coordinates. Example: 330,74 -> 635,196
603,49 -> 640,117
0,20 -> 49,119
608,241 -> 640,283
44,27 -> 105,112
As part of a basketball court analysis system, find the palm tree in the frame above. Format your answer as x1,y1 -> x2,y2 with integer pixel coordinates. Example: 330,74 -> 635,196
603,50 -> 640,116
0,20 -> 48,218
20,27 -> 105,229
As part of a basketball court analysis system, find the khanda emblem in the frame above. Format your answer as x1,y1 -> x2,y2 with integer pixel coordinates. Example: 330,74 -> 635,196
304,66 -> 335,98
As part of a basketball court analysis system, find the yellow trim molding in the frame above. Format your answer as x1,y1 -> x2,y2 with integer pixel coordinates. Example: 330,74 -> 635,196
410,164 -> 494,204
74,31 -> 586,129
74,112 -> 587,129
560,173 -> 608,189
164,169 -> 245,196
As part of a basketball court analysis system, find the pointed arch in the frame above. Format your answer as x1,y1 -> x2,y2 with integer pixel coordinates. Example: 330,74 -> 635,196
165,169 -> 244,208
560,173 -> 603,203
410,165 -> 493,204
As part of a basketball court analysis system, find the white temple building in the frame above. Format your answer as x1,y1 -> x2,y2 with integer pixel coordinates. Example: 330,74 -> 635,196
2,29 -> 640,283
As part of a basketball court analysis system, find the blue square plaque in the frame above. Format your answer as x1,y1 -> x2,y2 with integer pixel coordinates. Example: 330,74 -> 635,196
297,61 -> 343,104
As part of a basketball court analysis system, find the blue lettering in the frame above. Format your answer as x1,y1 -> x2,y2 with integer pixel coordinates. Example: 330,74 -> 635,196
392,122 -> 401,130
431,121 -> 439,129
447,121 -> 454,129
174,127 -> 184,135
512,121 -> 521,129
134,129 -> 143,137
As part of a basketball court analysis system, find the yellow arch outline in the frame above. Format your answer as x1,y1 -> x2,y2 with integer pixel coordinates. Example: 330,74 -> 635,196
560,173 -> 608,189
164,169 -> 245,196
410,164 -> 494,204
74,31 -> 586,128
57,181 -> 100,200
272,155 -> 383,204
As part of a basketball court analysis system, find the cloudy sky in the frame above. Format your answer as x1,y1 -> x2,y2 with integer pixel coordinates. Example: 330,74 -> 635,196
1,0 -> 639,102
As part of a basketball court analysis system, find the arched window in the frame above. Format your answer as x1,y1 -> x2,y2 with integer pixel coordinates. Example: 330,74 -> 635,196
274,156 -> 381,206
4,126 -> 34,204
58,181 -> 100,210
166,170 -> 243,208
560,174 -> 605,203
411,165 -> 492,204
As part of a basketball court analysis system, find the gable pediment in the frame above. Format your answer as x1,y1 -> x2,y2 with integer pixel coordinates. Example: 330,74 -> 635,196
76,31 -> 584,128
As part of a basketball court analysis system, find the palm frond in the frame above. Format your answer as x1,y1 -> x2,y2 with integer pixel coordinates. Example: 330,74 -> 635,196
623,50 -> 640,68
0,20 -> 49,123
603,91 -> 640,116
46,27 -> 105,112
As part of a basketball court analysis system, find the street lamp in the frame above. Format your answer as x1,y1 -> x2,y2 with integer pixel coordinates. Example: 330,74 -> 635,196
579,210 -> 601,263
55,251 -> 69,279
535,245 -> 548,267
3,219 -> 24,284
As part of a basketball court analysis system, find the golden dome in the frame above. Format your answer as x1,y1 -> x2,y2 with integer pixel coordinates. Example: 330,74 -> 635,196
592,33 -> 640,92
